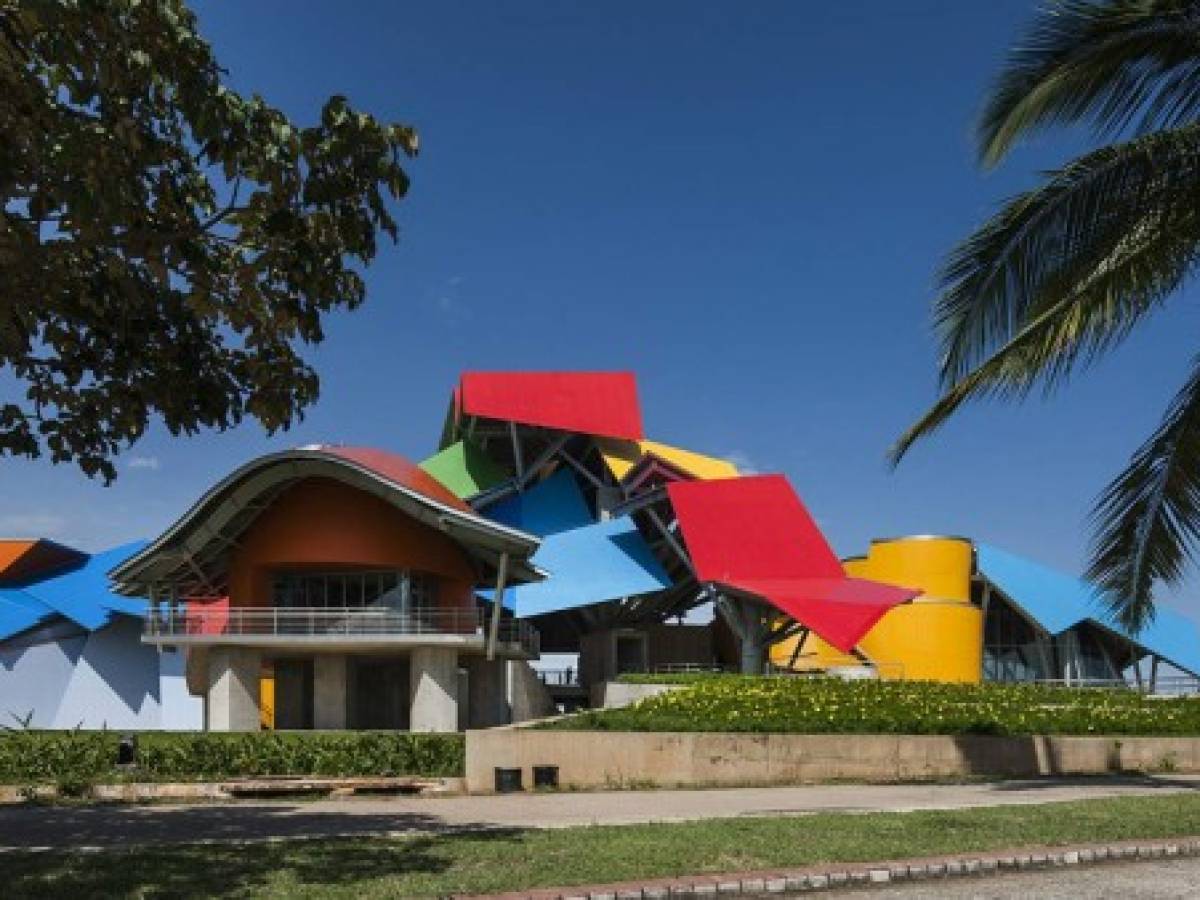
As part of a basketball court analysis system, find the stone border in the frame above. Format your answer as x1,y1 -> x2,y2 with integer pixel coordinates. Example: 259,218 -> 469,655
478,837 -> 1200,899
0,776 -> 465,805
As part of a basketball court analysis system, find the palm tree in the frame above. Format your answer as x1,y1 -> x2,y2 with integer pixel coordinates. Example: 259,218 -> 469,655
891,0 -> 1200,632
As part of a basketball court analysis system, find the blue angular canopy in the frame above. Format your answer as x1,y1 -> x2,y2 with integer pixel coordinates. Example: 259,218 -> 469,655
490,516 -> 671,617
483,469 -> 593,537
4,541 -> 149,636
0,588 -> 56,642
977,543 -> 1200,676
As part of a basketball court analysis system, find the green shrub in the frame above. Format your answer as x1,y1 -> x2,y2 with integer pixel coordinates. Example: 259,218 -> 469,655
0,730 -> 464,787
549,676 -> 1200,736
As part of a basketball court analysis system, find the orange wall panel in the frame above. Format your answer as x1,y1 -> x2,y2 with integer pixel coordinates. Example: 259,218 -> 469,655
227,477 -> 477,611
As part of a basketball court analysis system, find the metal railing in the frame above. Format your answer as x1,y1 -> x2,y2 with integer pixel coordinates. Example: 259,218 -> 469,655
144,606 -> 540,657
538,668 -> 581,687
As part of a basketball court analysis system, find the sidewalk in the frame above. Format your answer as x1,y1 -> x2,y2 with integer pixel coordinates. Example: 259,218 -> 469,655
0,774 -> 1196,850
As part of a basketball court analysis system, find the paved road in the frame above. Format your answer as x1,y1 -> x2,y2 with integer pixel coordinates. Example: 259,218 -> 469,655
838,855 -> 1200,898
0,774 -> 1197,849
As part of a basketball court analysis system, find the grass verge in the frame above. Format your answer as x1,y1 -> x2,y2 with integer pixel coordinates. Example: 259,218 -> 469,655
6,793 -> 1200,897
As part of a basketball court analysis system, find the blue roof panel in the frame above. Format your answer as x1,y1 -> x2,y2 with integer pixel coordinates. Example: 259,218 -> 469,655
0,588 -> 56,641
977,543 -> 1200,676
18,541 -> 149,630
489,516 -> 671,617
483,469 -> 593,537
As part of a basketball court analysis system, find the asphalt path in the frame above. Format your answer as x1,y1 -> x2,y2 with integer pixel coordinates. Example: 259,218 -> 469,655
0,774 -> 1197,850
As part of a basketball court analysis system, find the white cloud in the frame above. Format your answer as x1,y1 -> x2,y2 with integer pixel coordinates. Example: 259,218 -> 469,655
0,512 -> 67,537
723,450 -> 761,475
127,455 -> 161,471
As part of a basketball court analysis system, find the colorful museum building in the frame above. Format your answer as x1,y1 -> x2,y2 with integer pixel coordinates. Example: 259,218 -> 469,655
3,371 -> 1200,732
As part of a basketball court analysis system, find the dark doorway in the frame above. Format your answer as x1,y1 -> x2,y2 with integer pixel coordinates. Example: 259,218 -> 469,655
274,658 -> 314,729
352,657 -> 409,729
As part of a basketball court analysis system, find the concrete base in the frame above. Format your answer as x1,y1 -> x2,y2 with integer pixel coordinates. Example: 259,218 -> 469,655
410,646 -> 458,732
464,656 -> 509,728
206,647 -> 262,732
313,655 -> 348,730
465,730 -> 1200,793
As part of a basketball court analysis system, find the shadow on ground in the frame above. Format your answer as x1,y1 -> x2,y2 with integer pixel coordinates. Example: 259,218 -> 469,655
0,801 -> 495,849
986,774 -> 1200,792
2,807 -> 527,899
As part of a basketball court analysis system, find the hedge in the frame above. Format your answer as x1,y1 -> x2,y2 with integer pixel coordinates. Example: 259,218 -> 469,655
0,730 -> 464,790
550,676 -> 1200,736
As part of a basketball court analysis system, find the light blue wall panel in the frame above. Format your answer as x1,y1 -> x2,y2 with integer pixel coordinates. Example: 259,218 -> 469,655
52,616 -> 162,729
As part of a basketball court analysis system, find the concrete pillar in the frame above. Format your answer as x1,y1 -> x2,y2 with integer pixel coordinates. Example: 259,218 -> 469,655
206,646 -> 261,732
465,656 -> 510,728
313,655 -> 348,730
409,646 -> 458,732
740,641 -> 765,675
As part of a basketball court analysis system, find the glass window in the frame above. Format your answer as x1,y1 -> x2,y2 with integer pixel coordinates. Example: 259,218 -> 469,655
272,570 -> 428,609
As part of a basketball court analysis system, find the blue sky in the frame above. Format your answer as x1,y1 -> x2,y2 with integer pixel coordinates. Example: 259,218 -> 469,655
5,2 -> 1200,613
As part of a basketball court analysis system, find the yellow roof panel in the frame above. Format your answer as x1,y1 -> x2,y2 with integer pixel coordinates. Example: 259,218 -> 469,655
598,438 -> 739,482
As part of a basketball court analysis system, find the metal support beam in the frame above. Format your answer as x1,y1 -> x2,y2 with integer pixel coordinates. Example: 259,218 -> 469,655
509,423 -> 524,488
645,507 -> 695,577
486,552 -> 510,661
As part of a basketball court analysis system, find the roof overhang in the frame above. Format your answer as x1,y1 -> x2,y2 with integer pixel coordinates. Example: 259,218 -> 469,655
109,448 -> 544,598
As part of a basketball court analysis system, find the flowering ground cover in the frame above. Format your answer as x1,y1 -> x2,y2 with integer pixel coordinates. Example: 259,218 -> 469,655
547,676 -> 1200,735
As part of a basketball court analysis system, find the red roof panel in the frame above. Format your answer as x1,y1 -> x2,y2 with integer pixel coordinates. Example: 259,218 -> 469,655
315,446 -> 473,512
459,371 -> 643,440
666,476 -> 917,652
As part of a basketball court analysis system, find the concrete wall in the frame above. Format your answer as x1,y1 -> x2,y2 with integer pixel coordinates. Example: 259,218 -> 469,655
591,680 -> 684,709
465,729 -> 1200,792
507,660 -> 555,722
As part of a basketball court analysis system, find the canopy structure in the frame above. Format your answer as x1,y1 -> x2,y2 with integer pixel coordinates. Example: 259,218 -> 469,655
492,517 -> 671,618
666,476 -> 919,652
0,542 -> 147,640
978,543 -> 1200,677
447,371 -> 644,445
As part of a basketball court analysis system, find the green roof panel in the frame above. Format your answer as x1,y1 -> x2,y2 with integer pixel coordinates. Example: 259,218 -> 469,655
418,439 -> 509,500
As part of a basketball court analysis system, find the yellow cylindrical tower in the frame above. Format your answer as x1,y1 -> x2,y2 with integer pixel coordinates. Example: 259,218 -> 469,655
855,536 -> 983,683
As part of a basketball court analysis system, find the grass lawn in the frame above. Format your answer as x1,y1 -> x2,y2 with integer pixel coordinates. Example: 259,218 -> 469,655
7,793 -> 1200,898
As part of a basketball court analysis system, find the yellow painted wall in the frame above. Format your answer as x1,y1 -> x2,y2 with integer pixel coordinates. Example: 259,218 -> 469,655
260,663 -> 275,730
770,536 -> 984,683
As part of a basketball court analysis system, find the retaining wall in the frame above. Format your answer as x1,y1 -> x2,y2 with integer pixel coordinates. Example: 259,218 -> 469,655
465,729 -> 1200,792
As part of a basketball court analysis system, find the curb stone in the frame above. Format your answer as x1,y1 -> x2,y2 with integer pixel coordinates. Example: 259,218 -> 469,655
482,837 -> 1200,898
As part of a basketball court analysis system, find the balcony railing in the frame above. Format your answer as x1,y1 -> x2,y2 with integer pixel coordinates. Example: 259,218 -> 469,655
143,606 -> 540,657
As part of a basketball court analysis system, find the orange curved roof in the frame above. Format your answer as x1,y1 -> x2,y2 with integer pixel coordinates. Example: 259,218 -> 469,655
315,446 -> 472,512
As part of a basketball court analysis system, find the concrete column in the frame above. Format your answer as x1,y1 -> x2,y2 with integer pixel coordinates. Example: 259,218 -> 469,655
465,656 -> 510,728
206,646 -> 261,732
313,655 -> 348,730
409,646 -> 458,732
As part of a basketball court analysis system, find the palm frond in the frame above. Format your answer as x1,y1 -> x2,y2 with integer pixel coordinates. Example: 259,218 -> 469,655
981,0 -> 1200,167
937,125 -> 1200,388
891,127 -> 1200,464
1088,355 -> 1200,632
